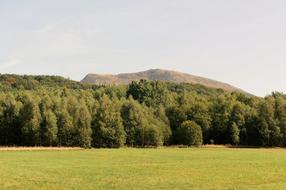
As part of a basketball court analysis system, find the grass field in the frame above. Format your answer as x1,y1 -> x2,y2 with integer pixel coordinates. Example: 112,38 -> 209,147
0,148 -> 286,190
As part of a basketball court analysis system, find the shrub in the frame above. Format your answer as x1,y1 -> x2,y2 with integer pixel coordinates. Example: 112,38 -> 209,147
178,121 -> 203,146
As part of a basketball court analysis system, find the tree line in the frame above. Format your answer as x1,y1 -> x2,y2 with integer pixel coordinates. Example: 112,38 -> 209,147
0,75 -> 285,147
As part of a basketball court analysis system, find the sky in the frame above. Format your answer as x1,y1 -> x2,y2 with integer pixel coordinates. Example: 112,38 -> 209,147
0,0 -> 285,96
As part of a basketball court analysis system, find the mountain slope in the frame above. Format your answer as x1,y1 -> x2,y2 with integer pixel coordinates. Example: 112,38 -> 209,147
81,69 -> 244,92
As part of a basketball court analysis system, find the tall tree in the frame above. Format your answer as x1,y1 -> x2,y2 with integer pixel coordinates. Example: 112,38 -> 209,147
230,122 -> 240,145
74,102 -> 92,148
0,94 -> 21,145
92,95 -> 126,147
57,108 -> 75,146
121,98 -> 148,146
39,95 -> 58,146
40,110 -> 58,146
19,94 -> 42,146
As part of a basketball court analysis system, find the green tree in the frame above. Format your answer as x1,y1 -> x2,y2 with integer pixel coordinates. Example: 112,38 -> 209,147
41,110 -> 58,146
187,100 -> 211,142
153,105 -> 172,145
178,121 -> 203,146
273,93 -> 286,146
57,108 -> 75,146
92,95 -> 126,147
257,98 -> 281,146
166,106 -> 187,144
0,94 -> 21,145
39,95 -> 58,146
74,103 -> 92,148
19,94 -> 42,146
127,80 -> 152,104
144,124 -> 163,147
121,98 -> 168,147
210,95 -> 233,144
230,122 -> 240,145
121,98 -> 147,146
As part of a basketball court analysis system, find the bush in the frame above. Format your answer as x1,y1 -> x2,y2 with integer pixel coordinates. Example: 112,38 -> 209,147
178,121 -> 203,146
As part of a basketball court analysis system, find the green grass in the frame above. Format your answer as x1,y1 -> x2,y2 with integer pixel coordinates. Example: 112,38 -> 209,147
0,148 -> 286,190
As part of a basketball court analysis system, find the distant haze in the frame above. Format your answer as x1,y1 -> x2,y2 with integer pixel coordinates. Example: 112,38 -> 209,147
0,0 -> 285,96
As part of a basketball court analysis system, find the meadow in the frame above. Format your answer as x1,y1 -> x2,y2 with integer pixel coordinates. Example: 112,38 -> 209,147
0,148 -> 286,190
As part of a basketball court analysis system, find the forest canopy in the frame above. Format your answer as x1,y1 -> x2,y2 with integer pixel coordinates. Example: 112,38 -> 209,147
0,74 -> 285,148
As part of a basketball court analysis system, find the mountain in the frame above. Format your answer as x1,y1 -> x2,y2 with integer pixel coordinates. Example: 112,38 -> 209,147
81,69 -> 244,92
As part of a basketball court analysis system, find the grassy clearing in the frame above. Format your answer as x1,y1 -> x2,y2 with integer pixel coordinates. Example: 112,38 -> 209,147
0,148 -> 286,190
0,147 -> 82,151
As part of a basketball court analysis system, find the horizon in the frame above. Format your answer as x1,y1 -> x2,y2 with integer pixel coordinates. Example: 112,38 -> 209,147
0,67 -> 276,97
0,0 -> 285,96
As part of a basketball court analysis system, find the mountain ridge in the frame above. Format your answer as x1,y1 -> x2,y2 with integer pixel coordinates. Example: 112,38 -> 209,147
81,69 -> 245,93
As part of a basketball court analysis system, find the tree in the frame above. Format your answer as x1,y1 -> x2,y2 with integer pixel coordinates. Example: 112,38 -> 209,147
0,94 -> 21,145
39,95 -> 58,146
74,103 -> 92,148
126,80 -> 153,104
40,110 -> 58,146
258,118 -> 270,146
210,95 -> 233,144
92,95 -> 126,148
121,98 -> 169,147
153,105 -> 172,145
257,98 -> 281,146
230,123 -> 240,145
126,80 -> 169,106
57,108 -> 75,146
19,94 -> 42,146
121,98 -> 148,146
186,100 -> 211,143
178,121 -> 203,146
273,93 -> 286,146
166,106 -> 187,144
144,124 -> 163,147
230,103 -> 246,127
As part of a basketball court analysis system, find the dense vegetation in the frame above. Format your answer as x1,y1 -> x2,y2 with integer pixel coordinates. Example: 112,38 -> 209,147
0,74 -> 285,147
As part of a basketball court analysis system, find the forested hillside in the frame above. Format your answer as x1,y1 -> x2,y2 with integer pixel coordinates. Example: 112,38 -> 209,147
0,74 -> 95,90
0,74 -> 285,147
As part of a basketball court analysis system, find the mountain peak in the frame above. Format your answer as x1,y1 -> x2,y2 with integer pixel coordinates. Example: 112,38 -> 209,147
81,69 -> 244,93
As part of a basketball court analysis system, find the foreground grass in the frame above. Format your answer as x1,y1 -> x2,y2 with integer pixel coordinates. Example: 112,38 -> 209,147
0,148 -> 286,190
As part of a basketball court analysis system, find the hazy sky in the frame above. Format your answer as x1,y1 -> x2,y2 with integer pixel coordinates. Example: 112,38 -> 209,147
0,0 -> 285,96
